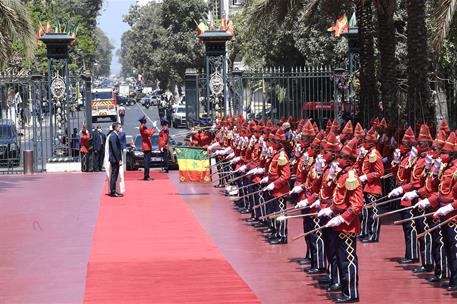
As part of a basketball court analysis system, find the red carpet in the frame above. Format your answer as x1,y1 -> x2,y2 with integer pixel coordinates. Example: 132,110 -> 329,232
83,171 -> 260,303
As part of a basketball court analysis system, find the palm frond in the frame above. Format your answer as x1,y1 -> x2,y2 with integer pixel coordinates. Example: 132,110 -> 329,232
298,0 -> 320,23
0,0 -> 35,67
432,0 -> 457,51
246,0 -> 301,29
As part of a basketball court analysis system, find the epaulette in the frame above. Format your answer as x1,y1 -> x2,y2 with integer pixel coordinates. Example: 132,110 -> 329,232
345,170 -> 360,191
369,149 -> 377,163
307,156 -> 314,167
278,151 -> 288,166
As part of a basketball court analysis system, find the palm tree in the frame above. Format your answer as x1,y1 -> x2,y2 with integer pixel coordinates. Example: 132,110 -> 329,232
374,0 -> 398,125
405,0 -> 434,128
0,0 -> 35,68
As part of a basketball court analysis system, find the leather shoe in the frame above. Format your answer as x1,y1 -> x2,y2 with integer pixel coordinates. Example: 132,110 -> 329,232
144,177 -> 152,181
245,217 -> 257,223
268,237 -> 287,245
412,265 -> 433,273
361,236 -> 378,243
240,209 -> 251,214
305,268 -> 326,274
426,275 -> 442,282
398,258 -> 419,264
252,222 -> 265,228
266,234 -> 278,240
318,277 -> 331,284
335,295 -> 359,303
261,228 -> 274,233
447,285 -> 457,291
327,283 -> 341,292
109,192 -> 124,197
298,258 -> 312,265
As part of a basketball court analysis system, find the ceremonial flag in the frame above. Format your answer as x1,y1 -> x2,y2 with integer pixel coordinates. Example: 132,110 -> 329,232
175,147 -> 211,183
197,20 -> 208,35
327,15 -> 349,37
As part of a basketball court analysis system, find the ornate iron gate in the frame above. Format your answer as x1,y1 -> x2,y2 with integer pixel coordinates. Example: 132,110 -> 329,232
185,66 -> 355,128
0,72 -> 91,174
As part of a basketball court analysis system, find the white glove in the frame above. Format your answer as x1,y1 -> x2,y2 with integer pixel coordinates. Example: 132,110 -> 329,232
236,165 -> 247,172
433,158 -> 441,175
290,185 -> 304,194
408,147 -> 417,162
230,156 -> 241,164
208,142 -> 220,151
359,147 -> 367,158
260,176 -> 269,184
434,204 -> 455,217
318,207 -> 333,218
264,182 -> 275,191
310,199 -> 321,209
152,120 -> 157,128
402,190 -> 419,201
329,161 -> 338,178
295,199 -> 308,208
246,168 -> 257,175
213,150 -> 221,156
388,186 -> 404,198
256,168 -> 265,174
226,152 -> 235,159
414,198 -> 430,209
359,174 -> 368,183
326,215 -> 345,227
393,149 -> 401,162
425,154 -> 433,170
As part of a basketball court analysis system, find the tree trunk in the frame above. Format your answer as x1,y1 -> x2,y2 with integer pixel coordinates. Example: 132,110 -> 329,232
406,0 -> 435,130
375,0 -> 398,126
356,0 -> 378,125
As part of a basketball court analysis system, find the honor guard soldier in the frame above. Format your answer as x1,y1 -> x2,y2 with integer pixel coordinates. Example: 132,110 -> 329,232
139,116 -> 157,181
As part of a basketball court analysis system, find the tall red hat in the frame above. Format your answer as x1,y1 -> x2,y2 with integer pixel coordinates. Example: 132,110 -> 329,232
313,122 -> 319,134
275,128 -> 286,142
331,120 -> 340,133
442,132 -> 456,153
341,137 -> 359,159
401,127 -> 416,145
439,120 -> 450,135
302,120 -> 316,137
342,120 -> 353,135
311,131 -> 324,148
417,124 -> 432,143
325,119 -> 332,133
324,130 -> 340,152
365,127 -> 378,144
433,130 -> 447,149
372,117 -> 380,128
354,123 -> 365,139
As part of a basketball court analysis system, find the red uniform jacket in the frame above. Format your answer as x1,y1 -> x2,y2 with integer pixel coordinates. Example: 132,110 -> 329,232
80,132 -> 90,153
393,155 -> 417,206
361,148 -> 384,195
428,160 -> 457,221
318,167 -> 338,209
140,123 -> 156,152
330,168 -> 364,233
402,156 -> 429,193
158,129 -> 169,149
304,163 -> 323,203
294,154 -> 313,201
267,150 -> 291,197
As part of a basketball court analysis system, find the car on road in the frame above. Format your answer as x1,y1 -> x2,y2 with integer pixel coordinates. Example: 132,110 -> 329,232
171,105 -> 187,128
126,133 -> 180,171
140,96 -> 152,109
0,119 -> 21,167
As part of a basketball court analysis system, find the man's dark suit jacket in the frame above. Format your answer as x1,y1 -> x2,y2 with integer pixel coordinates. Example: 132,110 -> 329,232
109,132 -> 122,163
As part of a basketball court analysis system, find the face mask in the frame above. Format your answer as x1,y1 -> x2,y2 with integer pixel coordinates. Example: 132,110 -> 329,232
308,147 -> 317,158
416,145 -> 428,155
400,144 -> 411,155
440,153 -> 450,164
322,152 -> 334,163
336,158 -> 348,169
430,150 -> 440,159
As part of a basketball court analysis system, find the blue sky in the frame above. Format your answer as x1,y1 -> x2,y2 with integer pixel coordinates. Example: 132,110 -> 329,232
98,0 -> 138,75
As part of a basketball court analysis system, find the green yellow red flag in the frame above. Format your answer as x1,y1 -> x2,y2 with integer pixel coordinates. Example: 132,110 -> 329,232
175,147 -> 211,183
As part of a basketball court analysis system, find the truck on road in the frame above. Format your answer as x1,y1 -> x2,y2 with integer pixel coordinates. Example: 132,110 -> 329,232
91,88 -> 118,123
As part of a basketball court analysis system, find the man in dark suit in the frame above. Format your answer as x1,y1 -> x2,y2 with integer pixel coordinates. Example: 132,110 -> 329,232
108,122 -> 123,197
93,126 -> 106,171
